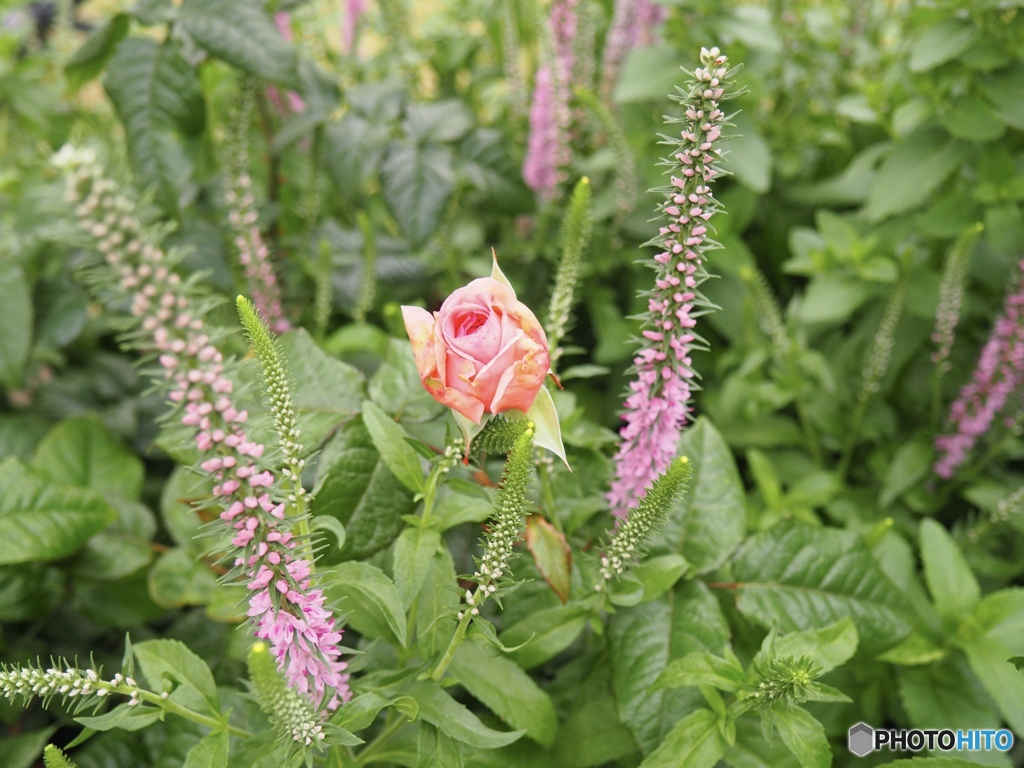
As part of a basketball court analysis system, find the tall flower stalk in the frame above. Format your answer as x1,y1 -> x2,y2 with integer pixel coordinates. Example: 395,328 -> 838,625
600,0 -> 669,99
606,48 -> 732,518
935,258 -> 1024,478
225,86 -> 290,334
523,0 -> 578,200
54,146 -> 349,714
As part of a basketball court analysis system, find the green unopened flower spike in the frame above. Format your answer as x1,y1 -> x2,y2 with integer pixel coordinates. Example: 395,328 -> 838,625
740,265 -> 786,349
597,456 -> 693,588
473,414 -> 532,455
747,655 -> 822,709
467,428 -> 536,609
44,745 -> 79,768
545,176 -> 593,366
236,296 -> 308,507
247,642 -> 327,749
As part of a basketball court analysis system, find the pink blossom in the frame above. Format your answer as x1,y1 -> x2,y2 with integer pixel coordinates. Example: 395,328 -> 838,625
600,0 -> 669,98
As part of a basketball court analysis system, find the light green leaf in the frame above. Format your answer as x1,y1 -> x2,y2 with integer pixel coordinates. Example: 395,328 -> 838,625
652,418 -> 745,574
798,274 -> 873,325
416,547 -> 460,658
450,639 -> 558,747
880,440 -> 932,508
769,706 -> 831,768
973,588 -> 1024,654
761,619 -> 858,675
361,400 -> 426,494
417,725 -> 465,768
182,730 -> 229,768
33,414 -> 144,499
328,561 -> 407,646
401,680 -> 525,749
331,692 -> 418,733
637,708 -> 725,768
394,525 -> 441,609
652,652 -> 746,693
147,547 -> 218,608
0,458 -> 117,565
908,19 -> 980,72
71,496 -> 156,582
65,12 -> 130,88
725,112 -> 772,194
133,638 -> 220,717
76,703 -> 164,732
978,63 -> 1024,131
0,263 -> 32,389
727,718 -> 800,768
733,521 -> 913,655
963,637 -> 1024,734
614,46 -> 683,104
633,554 -> 689,604
920,518 -> 980,624
178,0 -> 300,87
864,130 -> 969,222
897,656 -> 1000,732
524,386 -> 568,468
499,604 -> 589,670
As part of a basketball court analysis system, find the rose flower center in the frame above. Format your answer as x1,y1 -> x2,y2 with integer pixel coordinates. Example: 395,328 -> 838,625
453,310 -> 489,337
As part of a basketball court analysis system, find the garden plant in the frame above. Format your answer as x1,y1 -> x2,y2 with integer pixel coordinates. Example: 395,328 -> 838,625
2,1 -> 1024,767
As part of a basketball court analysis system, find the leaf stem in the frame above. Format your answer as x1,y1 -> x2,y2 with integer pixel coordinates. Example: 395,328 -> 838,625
428,587 -> 482,681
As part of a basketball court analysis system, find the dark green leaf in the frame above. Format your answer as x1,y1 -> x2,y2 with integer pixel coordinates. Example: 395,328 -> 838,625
178,0 -> 300,87
72,496 -> 156,581
394,525 -> 441,609
361,400 -> 426,494
864,131 -> 969,222
147,547 -> 218,608
0,458 -> 117,565
65,13 -> 130,88
499,604 -> 589,669
637,708 -> 725,768
0,263 -> 32,388
314,419 -> 415,560
652,652 -> 747,693
450,639 -> 558,747
182,730 -> 229,768
732,521 -> 913,655
417,725 -> 464,768
978,63 -> 1024,131
381,142 -> 456,244
1,727 -> 56,768
331,692 -> 418,732
416,547 -> 460,659
76,704 -> 164,732
400,680 -> 524,749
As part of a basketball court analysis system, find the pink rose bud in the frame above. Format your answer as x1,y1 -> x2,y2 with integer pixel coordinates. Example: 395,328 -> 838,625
402,276 -> 550,424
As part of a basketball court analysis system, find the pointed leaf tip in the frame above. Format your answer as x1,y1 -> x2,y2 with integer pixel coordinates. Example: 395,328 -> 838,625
525,387 -> 569,469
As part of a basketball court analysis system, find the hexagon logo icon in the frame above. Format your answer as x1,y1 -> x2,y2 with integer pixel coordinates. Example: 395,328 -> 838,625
848,722 -> 874,757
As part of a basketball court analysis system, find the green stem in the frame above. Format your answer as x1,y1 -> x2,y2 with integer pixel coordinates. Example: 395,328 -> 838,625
538,469 -> 563,533
837,395 -> 869,482
355,712 -> 407,766
419,463 -> 443,528
429,587 -> 482,681
136,690 -> 253,739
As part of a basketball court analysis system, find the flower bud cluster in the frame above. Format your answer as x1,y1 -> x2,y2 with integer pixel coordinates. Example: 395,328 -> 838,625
248,641 -> 327,747
932,224 -> 982,372
746,655 -> 822,709
935,258 -> 1024,478
460,428 -> 534,619
54,146 -> 348,711
607,48 -> 730,518
0,661 -> 143,711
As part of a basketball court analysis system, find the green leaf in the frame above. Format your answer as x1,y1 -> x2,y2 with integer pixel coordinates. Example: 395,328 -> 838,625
864,131 -> 969,222
368,339 -> 444,423
634,554 -> 689,604
0,458 -> 117,565
178,0 -> 300,87
760,619 -> 859,675
798,274 -> 873,325
450,639 -> 558,747
147,547 -> 218,608
880,439 -> 932,508
614,46 -> 684,103
160,466 -> 211,551
637,708 -> 726,768
416,547 -> 460,658
652,652 -> 747,693
0,263 -> 32,388
908,19 -> 980,72
727,718 -> 800,768
732,520 -> 913,655
973,588 -> 1024,654
182,730 -> 229,768
417,725 -> 465,768
65,12 -> 130,88
328,561 -> 407,646
609,580 -> 730,752
405,100 -> 475,144
769,706 -> 831,768
361,400 -> 426,494
897,656 -> 1000,731
314,419 -> 415,560
939,96 -> 1006,143
870,759 -> 1002,768
33,414 -> 144,499
1,727 -> 56,768
72,496 -> 156,581
133,638 -> 220,717
963,637 -> 1024,734
331,692 -> 418,732
394,525 -> 441,609
525,515 -> 571,603
920,518 -> 980,624
382,141 -> 455,244
524,387 -> 568,467
978,63 -> 1024,131
499,604 -> 589,669
401,680 -> 525,749
76,703 -> 164,732
652,418 -> 745,574
103,38 -> 203,211
725,112 -> 772,194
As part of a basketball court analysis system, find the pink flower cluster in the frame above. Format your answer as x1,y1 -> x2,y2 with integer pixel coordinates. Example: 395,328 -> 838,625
58,148 -> 348,711
342,0 -> 366,54
522,0 -> 577,200
600,0 -> 669,98
607,49 -> 728,518
268,13 -> 306,115
935,259 -> 1024,478
226,171 -> 290,334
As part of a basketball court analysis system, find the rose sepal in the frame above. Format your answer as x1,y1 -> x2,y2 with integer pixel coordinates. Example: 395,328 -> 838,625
524,386 -> 569,469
